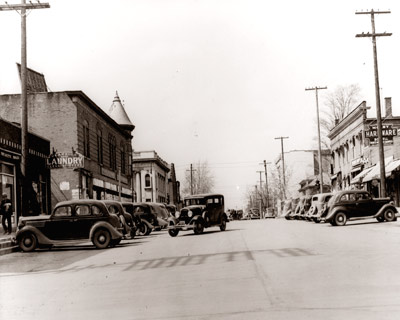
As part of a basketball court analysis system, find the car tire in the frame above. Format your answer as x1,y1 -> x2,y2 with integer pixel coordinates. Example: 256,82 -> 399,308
109,238 -> 122,247
92,229 -> 111,249
334,212 -> 347,226
329,220 -> 336,226
168,228 -> 179,237
384,208 -> 396,222
376,216 -> 385,222
19,232 -> 37,252
220,218 -> 227,231
193,220 -> 204,235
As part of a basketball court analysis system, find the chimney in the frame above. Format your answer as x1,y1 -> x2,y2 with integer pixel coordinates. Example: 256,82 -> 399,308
385,97 -> 392,117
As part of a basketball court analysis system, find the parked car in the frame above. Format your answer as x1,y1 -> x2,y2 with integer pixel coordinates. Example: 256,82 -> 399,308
283,199 -> 293,220
121,202 -> 155,236
249,208 -> 260,219
15,199 -> 123,252
306,193 -> 333,223
102,200 -> 136,239
324,190 -> 397,226
168,193 -> 228,237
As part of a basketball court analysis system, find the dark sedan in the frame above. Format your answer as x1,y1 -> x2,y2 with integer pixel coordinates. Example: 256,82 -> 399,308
324,190 -> 397,226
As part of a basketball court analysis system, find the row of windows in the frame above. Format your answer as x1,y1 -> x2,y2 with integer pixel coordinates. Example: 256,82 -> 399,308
82,121 -> 129,174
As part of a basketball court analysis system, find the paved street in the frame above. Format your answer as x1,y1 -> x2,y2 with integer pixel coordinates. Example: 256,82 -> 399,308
1,218 -> 400,320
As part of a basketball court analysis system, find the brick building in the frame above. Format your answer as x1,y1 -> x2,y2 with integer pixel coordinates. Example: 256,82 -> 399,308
0,91 -> 134,207
0,118 -> 51,224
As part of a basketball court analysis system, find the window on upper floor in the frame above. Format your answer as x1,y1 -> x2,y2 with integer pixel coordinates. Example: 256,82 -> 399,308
83,120 -> 90,158
145,174 -> 151,188
108,134 -> 116,171
120,142 -> 126,174
96,126 -> 103,165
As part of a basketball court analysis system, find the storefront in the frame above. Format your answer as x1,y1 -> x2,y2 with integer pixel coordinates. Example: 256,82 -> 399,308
0,119 -> 51,227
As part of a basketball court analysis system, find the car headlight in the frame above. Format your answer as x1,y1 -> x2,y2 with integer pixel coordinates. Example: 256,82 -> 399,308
175,211 -> 180,219
188,210 -> 193,218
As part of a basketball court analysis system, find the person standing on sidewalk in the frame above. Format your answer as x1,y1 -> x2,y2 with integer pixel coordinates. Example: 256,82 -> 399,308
1,193 -> 12,234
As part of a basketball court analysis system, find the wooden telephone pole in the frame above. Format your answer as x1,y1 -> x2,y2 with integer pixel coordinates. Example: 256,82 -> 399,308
187,164 -> 196,195
306,86 -> 327,194
0,1 -> 50,212
275,136 -> 289,199
356,9 -> 391,197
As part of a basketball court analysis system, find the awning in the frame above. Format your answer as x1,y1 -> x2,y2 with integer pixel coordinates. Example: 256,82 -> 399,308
362,158 -> 400,182
350,166 -> 375,184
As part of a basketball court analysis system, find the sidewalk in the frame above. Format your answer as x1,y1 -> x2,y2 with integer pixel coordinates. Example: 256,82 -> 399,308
0,227 -> 19,256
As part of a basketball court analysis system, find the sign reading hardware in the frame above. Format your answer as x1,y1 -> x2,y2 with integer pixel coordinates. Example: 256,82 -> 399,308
46,153 -> 84,169
365,125 -> 398,144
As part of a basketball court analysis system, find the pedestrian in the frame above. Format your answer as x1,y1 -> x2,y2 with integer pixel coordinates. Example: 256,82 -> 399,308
1,193 -> 12,234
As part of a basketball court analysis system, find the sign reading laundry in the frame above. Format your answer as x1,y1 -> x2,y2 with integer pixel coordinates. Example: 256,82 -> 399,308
46,153 -> 84,169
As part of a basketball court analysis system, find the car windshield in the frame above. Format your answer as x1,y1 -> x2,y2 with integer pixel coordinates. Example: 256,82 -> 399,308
184,198 -> 206,206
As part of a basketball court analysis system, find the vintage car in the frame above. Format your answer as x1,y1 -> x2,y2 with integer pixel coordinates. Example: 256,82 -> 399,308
324,190 -> 397,226
121,202 -> 155,236
168,193 -> 228,237
306,193 -> 333,223
102,200 -> 136,239
15,199 -> 123,252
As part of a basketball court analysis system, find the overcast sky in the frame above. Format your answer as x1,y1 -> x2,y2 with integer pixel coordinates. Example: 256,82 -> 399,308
0,0 -> 399,209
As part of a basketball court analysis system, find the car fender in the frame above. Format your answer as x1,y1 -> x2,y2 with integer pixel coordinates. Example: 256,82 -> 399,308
325,206 -> 348,221
373,203 -> 398,218
190,215 -> 205,225
89,221 -> 123,240
222,212 -> 229,222
167,216 -> 178,226
16,226 -> 54,246
141,218 -> 154,230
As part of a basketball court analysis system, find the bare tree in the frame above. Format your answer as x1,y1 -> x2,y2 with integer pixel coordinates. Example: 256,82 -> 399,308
182,161 -> 215,196
319,84 -> 361,148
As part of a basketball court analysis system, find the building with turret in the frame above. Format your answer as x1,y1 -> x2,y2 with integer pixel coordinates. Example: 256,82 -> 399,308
0,91 -> 134,207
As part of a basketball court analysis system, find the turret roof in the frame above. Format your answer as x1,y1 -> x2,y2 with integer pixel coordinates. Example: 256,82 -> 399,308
108,91 -> 134,130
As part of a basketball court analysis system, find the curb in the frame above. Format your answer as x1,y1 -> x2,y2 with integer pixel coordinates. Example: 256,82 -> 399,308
0,237 -> 19,256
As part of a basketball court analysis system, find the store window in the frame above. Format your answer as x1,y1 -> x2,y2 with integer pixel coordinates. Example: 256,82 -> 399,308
0,162 -> 15,223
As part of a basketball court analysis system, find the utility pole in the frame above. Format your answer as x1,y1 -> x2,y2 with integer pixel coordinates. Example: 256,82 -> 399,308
256,170 -> 264,218
187,164 -> 196,195
0,1 -> 50,213
263,160 -> 271,212
275,136 -> 289,199
306,86 -> 327,194
356,9 -> 391,197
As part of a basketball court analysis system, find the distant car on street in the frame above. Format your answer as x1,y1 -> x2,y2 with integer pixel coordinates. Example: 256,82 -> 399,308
306,193 -> 333,223
324,190 -> 397,226
168,193 -> 228,237
15,199 -> 123,252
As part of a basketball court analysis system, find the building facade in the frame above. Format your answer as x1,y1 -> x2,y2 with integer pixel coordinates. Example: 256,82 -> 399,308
275,149 -> 331,199
0,91 -> 134,207
0,118 -> 51,224
329,98 -> 400,204
132,150 -> 180,205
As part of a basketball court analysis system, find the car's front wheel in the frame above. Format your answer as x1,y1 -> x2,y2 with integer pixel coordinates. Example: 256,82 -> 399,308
384,208 -> 396,222
193,220 -> 204,235
168,228 -> 179,237
334,212 -> 347,226
19,232 -> 37,252
220,218 -> 227,231
92,229 -> 111,249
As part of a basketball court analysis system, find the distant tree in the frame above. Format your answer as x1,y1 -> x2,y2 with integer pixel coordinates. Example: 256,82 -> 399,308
182,161 -> 215,196
319,84 -> 361,148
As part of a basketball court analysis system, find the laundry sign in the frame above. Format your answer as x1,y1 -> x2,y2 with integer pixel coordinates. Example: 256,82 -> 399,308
46,152 -> 84,169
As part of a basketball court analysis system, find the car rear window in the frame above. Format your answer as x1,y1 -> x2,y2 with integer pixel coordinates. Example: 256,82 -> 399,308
76,205 -> 91,216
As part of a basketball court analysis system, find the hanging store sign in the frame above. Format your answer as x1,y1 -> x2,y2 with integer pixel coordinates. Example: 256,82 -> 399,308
365,125 -> 398,144
46,152 -> 84,169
